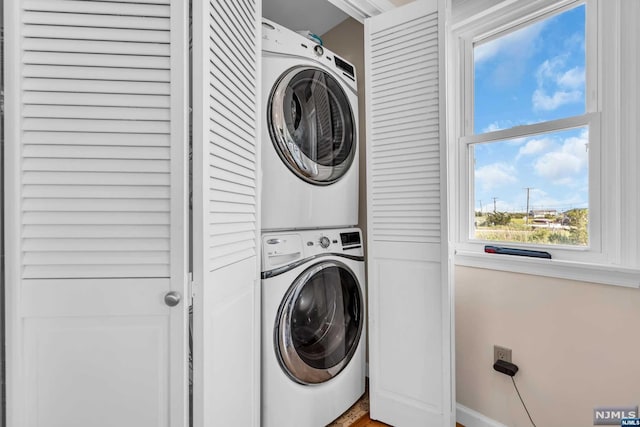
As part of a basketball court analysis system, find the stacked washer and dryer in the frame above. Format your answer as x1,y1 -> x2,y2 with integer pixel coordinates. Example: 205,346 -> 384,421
260,19 -> 366,427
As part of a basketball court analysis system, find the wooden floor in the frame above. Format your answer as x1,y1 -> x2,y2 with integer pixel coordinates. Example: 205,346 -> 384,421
349,414 -> 464,427
329,382 -> 465,427
349,414 -> 388,427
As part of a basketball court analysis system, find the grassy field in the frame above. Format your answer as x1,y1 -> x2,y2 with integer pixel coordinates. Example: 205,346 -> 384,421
474,214 -> 588,246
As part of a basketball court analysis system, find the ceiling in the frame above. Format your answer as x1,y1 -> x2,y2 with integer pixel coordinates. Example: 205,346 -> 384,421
262,0 -> 350,36
261,0 -> 416,36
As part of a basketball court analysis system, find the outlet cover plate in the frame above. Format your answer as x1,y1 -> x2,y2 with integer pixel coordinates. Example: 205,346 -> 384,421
494,345 -> 512,363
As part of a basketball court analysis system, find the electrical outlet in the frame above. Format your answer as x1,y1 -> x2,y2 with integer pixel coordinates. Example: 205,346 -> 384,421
494,345 -> 512,363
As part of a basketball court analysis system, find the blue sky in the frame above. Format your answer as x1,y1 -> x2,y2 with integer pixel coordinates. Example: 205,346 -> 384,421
473,5 -> 588,213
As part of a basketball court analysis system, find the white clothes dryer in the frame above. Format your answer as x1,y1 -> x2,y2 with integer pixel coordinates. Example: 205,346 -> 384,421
261,19 -> 359,231
261,228 -> 366,427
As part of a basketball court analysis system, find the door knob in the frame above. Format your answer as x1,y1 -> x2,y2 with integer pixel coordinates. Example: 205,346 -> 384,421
164,291 -> 181,307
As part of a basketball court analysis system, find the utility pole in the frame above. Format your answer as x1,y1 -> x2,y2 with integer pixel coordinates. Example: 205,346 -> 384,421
478,200 -> 483,214
492,197 -> 498,213
524,187 -> 533,224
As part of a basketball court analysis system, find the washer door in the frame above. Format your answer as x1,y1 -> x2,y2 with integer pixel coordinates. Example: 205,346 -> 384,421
275,261 -> 363,384
268,67 -> 356,185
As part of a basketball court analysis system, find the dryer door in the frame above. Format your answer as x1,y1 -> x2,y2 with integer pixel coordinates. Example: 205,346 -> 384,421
275,260 -> 363,384
268,67 -> 356,185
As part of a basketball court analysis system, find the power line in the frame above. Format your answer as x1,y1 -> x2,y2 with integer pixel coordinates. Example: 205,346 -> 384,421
524,187 -> 534,224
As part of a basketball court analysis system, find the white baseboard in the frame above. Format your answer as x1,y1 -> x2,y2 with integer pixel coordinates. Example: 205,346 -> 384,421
456,403 -> 508,427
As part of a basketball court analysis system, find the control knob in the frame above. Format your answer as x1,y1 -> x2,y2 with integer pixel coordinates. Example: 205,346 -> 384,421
319,236 -> 331,249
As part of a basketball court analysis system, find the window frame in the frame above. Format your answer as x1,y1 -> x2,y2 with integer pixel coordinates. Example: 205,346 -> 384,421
448,0 -> 640,288
460,113 -> 601,262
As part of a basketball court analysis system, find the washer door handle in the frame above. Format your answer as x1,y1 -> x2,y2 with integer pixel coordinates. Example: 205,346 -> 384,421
267,238 -> 284,244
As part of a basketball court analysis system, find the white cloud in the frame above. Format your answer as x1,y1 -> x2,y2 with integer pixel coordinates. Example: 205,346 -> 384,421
533,130 -> 588,184
482,120 -> 517,133
475,20 -> 546,64
482,122 -> 503,133
532,57 -> 585,111
532,88 -> 583,111
517,137 -> 554,159
506,136 -> 528,146
480,122 -> 531,143
485,187 -> 587,213
535,57 -> 566,86
527,187 -> 588,211
475,163 -> 518,192
535,152 -> 582,183
557,67 -> 585,89
564,32 -> 585,51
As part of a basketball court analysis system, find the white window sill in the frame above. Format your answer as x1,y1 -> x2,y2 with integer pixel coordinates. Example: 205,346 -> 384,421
455,250 -> 640,289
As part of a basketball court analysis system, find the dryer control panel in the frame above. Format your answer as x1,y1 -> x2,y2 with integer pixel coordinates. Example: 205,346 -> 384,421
261,18 -> 357,91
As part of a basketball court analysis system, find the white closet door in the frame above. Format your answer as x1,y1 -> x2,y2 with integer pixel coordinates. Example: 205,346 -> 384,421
365,0 -> 453,425
191,1 -> 261,426
4,0 -> 189,426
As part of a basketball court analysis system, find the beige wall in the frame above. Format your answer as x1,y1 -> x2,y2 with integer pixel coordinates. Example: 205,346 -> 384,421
321,5 -> 640,427
456,1 -> 640,426
456,266 -> 640,426
322,19 -> 367,239
322,17 -> 370,363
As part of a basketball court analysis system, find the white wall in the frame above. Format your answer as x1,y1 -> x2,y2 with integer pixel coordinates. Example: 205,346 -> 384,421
262,0 -> 348,36
0,1 -> 5,423
451,0 -> 508,23
390,0 -> 416,5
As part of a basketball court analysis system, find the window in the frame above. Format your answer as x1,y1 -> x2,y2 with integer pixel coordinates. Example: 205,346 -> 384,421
473,126 -> 590,247
451,0 -> 640,286
469,3 -> 596,249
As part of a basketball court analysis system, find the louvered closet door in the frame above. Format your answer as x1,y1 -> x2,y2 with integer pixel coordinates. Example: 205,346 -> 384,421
365,0 -> 453,425
191,1 -> 261,426
4,1 -> 189,426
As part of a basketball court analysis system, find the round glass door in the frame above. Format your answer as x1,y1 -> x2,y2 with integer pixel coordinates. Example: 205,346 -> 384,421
268,67 -> 356,185
275,261 -> 363,384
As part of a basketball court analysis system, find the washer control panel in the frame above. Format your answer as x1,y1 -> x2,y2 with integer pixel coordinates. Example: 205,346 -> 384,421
262,234 -> 304,270
319,236 -> 331,249
262,228 -> 363,271
303,229 -> 361,254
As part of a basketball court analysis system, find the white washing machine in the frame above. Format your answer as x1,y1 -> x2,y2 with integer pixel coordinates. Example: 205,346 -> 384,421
261,228 -> 366,427
261,19 -> 359,231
